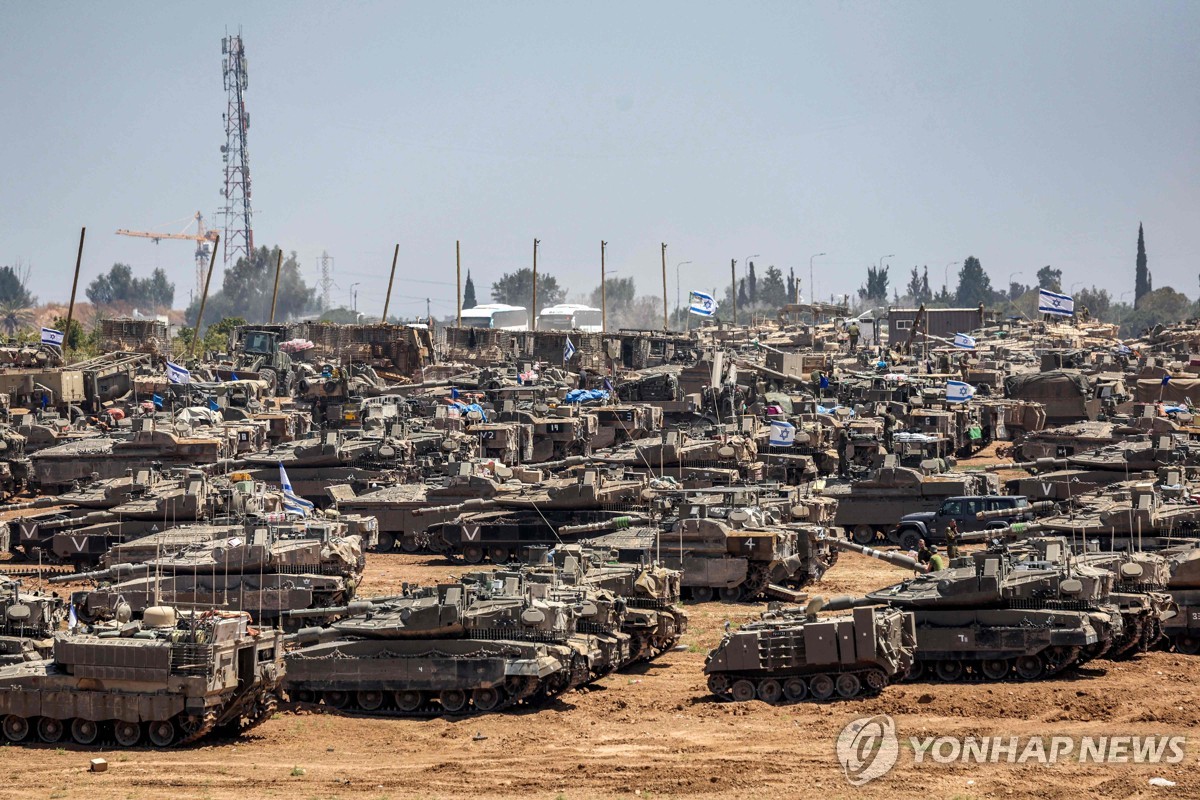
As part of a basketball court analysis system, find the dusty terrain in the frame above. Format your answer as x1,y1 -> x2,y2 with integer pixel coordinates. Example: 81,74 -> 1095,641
4,447 -> 1200,800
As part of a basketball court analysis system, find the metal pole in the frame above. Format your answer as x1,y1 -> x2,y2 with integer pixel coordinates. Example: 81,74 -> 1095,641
455,240 -> 462,327
600,240 -> 607,333
661,243 -> 669,330
190,233 -> 220,359
809,252 -> 825,308
532,238 -> 539,330
731,259 -> 737,326
269,248 -> 283,323
381,243 -> 399,323
64,227 -> 85,350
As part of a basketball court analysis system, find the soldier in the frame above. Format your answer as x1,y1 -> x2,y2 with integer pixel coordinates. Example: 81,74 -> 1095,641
927,545 -> 947,572
916,538 -> 932,566
847,320 -> 861,353
959,352 -> 971,381
945,519 -> 960,559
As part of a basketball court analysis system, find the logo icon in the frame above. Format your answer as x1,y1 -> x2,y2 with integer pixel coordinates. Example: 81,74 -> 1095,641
836,714 -> 899,785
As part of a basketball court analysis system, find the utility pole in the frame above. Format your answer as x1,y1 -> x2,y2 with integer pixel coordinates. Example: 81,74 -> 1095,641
531,238 -> 540,330
269,248 -> 282,323
455,240 -> 462,327
382,243 -> 399,323
191,233 -> 220,359
661,243 -> 669,330
600,240 -> 607,333
731,259 -> 738,326
64,227 -> 86,350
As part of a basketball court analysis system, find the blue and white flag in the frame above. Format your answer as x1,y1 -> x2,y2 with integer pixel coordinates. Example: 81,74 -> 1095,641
41,327 -> 64,347
953,332 -> 976,349
688,290 -> 717,316
563,337 -> 576,363
946,380 -> 975,403
769,420 -> 796,447
1162,374 -> 1172,386
1038,288 -> 1074,317
166,361 -> 191,385
279,462 -> 314,517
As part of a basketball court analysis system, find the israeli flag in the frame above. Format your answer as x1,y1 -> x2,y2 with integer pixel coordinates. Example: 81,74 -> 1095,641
688,290 -> 717,316
953,332 -> 976,349
1038,288 -> 1074,317
41,327 -> 64,347
946,380 -> 975,403
563,337 -> 577,363
279,462 -> 315,517
769,420 -> 796,447
166,361 -> 191,384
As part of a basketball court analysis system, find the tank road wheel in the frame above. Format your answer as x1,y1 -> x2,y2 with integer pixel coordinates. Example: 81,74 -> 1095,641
440,689 -> 469,714
934,660 -> 964,682
394,690 -> 425,713
718,585 -> 743,603
730,679 -> 756,702
809,674 -> 835,701
37,717 -> 65,744
1014,655 -> 1044,681
293,689 -> 316,704
2,715 -> 30,743
147,719 -> 176,748
489,547 -> 511,564
462,545 -> 485,565
706,674 -> 730,697
1175,635 -> 1200,655
852,525 -> 876,545
323,690 -> 350,709
472,687 -> 503,712
756,679 -> 783,704
70,718 -> 100,746
356,690 -> 385,711
376,532 -> 396,553
400,537 -> 421,554
782,678 -> 808,702
690,586 -> 715,603
981,659 -> 1010,680
863,670 -> 887,692
835,673 -> 862,699
113,720 -> 141,747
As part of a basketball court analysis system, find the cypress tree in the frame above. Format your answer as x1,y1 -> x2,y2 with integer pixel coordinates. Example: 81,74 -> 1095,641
462,271 -> 478,309
1135,223 -> 1151,305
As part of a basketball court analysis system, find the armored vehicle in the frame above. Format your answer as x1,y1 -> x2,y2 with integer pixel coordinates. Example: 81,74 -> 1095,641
282,581 -> 591,716
1,580 -> 64,666
0,606 -> 284,747
827,539 -> 1118,681
705,601 -> 917,702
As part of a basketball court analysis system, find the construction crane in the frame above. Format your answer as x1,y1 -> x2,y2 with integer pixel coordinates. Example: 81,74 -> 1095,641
116,211 -> 219,302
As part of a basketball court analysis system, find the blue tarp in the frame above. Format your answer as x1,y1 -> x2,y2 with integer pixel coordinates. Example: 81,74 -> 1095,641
817,404 -> 855,416
564,389 -> 610,404
451,401 -> 488,421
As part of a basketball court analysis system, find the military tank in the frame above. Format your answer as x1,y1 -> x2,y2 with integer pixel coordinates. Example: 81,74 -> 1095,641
52,524 -> 365,627
826,539 -> 1118,681
1,579 -> 64,666
0,606 -> 284,747
281,581 -> 591,716
705,600 -> 917,702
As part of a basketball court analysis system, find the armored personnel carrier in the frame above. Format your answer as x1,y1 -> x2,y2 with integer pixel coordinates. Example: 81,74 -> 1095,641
826,539 -> 1118,681
53,524 -> 365,627
282,581 -> 591,716
0,579 -> 64,666
705,600 -> 917,702
0,606 -> 284,747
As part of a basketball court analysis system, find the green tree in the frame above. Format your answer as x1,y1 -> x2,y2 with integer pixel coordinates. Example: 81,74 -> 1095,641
906,266 -> 932,304
462,271 -> 478,310
186,246 -> 315,329
1076,286 -> 1111,321
1121,286 -> 1189,336
490,268 -> 565,308
0,264 -> 35,307
758,266 -> 788,308
1036,265 -> 1062,292
747,262 -> 758,305
1135,223 -> 1152,305
785,267 -> 796,304
86,263 -> 175,308
858,265 -> 890,304
954,256 -> 994,307
589,277 -> 636,313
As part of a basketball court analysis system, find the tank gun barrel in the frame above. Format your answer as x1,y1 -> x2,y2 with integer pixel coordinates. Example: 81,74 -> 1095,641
958,521 -> 1047,544
279,598 -> 386,619
413,497 -> 497,517
49,562 -> 150,584
829,539 -> 924,571
284,626 -> 344,645
557,516 -> 642,536
975,501 -> 1057,521
984,457 -> 1069,472
0,497 -> 63,512
819,594 -> 876,612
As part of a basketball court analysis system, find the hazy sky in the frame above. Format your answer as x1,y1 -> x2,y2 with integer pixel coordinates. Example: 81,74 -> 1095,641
3,1 -> 1197,319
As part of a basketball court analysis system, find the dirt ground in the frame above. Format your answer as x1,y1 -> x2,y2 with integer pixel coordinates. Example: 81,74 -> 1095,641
5,450 -> 1200,799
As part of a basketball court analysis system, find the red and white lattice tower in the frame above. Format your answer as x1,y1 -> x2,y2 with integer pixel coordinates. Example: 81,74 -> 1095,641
220,33 -> 253,268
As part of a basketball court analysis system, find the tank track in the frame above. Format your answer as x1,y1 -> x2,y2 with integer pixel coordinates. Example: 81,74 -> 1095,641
707,667 -> 890,703
904,645 -> 1084,683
